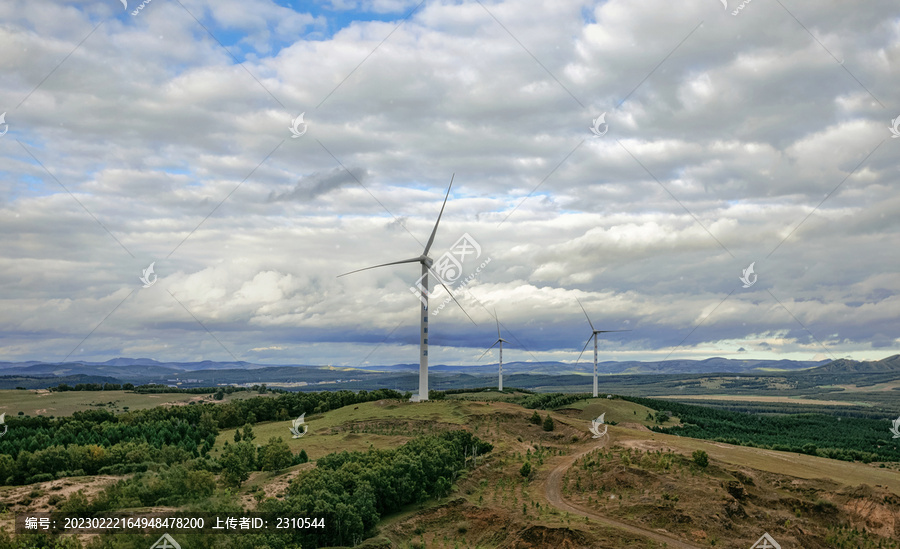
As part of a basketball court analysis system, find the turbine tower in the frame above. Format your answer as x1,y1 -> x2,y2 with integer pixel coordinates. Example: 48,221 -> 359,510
339,175 -> 473,402
575,298 -> 630,398
478,310 -> 509,391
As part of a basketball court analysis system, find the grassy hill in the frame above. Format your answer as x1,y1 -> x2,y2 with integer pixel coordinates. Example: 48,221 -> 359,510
1,390 -> 898,548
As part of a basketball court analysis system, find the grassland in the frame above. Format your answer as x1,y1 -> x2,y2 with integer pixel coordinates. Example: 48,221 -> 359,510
211,398 -> 472,461
0,388 -> 271,416
3,390 -> 899,548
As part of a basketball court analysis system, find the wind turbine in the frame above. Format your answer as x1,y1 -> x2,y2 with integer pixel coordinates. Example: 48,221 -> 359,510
338,175 -> 474,402
575,298 -> 630,398
478,310 -> 509,391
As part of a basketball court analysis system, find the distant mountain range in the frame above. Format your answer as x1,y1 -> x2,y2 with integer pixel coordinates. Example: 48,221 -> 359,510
806,354 -> 900,374
0,355 -> 897,390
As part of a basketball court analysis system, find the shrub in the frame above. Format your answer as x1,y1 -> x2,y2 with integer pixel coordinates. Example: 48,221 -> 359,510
519,462 -> 532,479
542,415 -> 555,432
692,450 -> 709,468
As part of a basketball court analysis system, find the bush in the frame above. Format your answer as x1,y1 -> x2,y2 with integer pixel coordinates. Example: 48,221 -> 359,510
519,462 -> 532,479
542,415 -> 555,432
529,411 -> 542,425
259,437 -> 293,472
692,450 -> 709,468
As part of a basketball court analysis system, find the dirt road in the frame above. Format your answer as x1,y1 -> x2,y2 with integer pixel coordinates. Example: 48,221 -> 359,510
543,441 -> 703,549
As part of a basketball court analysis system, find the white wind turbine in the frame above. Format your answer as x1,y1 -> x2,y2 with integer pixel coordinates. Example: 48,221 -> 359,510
478,310 -> 509,391
338,175 -> 474,402
575,298 -> 631,398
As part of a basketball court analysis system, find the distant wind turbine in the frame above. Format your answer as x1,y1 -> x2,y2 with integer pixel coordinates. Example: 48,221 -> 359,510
478,310 -> 509,391
575,298 -> 631,398
338,175 -> 475,402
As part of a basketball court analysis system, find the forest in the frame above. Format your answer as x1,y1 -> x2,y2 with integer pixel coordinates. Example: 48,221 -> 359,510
4,430 -> 491,549
623,396 -> 900,462
0,388 -> 406,485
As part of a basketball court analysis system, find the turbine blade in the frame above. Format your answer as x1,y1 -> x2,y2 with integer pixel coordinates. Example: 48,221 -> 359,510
576,298 -> 595,331
574,335 -> 592,366
337,256 -> 423,277
423,174 -> 454,256
594,330 -> 632,334
477,340 -> 500,362
427,266 -> 477,325
495,308 -> 501,339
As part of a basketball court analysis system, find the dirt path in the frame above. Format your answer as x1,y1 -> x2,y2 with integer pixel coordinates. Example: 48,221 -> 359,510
543,439 -> 702,549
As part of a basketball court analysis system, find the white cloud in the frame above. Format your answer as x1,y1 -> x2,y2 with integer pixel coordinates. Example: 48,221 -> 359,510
0,0 -> 898,365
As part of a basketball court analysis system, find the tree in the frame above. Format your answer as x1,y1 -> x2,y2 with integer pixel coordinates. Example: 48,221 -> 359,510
233,430 -> 242,443
214,390 -> 224,401
655,411 -> 670,424
241,423 -> 255,442
259,437 -> 293,472
529,411 -> 542,425
220,441 -> 255,487
542,414 -> 554,432
519,462 -> 532,479
692,449 -> 709,468
296,449 -> 309,464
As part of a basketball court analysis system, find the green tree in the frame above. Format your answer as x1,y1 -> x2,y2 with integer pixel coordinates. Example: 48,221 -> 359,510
529,411 -> 542,425
220,441 -> 255,487
260,437 -> 293,472
233,430 -> 242,443
655,411 -> 670,424
542,414 -> 554,432
519,462 -> 532,479
241,423 -> 256,442
214,389 -> 224,400
692,449 -> 709,468
296,449 -> 309,464
0,454 -> 15,485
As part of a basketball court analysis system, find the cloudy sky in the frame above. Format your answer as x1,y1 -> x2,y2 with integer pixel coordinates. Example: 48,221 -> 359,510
1,0 -> 898,369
